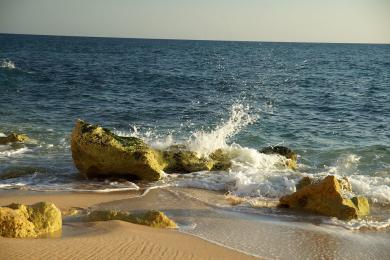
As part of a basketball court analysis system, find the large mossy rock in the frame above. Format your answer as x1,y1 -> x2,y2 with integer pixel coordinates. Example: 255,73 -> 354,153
0,133 -> 30,145
260,145 -> 297,169
71,120 -> 165,181
86,210 -> 177,228
279,175 -> 369,220
0,202 -> 62,238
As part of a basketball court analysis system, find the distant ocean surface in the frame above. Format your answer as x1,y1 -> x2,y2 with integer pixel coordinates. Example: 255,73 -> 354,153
1,34 -> 390,229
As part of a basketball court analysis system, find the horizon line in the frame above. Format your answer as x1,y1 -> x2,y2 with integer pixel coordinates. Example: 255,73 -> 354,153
1,32 -> 389,45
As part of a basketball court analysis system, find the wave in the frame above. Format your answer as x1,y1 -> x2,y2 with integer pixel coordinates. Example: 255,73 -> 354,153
0,147 -> 30,158
0,59 -> 16,69
186,104 -> 259,156
324,217 -> 390,231
112,104 -> 390,206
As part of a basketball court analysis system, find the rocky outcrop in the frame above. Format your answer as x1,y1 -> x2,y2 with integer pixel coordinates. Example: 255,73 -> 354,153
260,145 -> 297,169
71,120 -> 234,180
0,202 -> 62,238
279,176 -> 369,220
0,133 -> 29,145
86,210 -> 177,228
71,120 -> 165,181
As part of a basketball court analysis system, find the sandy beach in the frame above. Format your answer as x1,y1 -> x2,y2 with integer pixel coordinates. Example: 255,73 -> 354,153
0,190 -> 257,260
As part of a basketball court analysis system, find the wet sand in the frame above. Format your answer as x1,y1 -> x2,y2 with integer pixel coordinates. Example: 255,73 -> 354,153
1,188 -> 389,259
0,190 -> 257,260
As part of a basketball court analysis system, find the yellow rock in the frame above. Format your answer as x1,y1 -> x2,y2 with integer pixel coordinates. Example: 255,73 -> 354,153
279,175 -> 370,220
86,210 -> 177,228
71,120 -> 165,181
71,120 -> 234,178
0,133 -> 30,145
0,207 -> 36,238
0,202 -> 62,238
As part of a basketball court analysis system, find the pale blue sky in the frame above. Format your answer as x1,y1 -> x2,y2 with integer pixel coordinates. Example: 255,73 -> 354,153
0,0 -> 389,43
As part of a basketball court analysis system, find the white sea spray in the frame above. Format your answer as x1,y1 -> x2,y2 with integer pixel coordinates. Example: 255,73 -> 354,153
0,59 -> 16,69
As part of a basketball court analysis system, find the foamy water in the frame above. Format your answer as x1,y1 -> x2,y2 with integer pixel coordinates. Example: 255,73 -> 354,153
0,59 -> 16,69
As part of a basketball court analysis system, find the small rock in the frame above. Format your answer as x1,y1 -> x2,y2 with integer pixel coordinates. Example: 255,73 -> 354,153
0,133 -> 30,145
85,210 -> 177,228
0,202 -> 62,238
279,175 -> 370,220
260,145 -> 297,169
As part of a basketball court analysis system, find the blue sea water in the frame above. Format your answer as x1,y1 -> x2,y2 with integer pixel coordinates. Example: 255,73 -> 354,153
0,34 -> 389,214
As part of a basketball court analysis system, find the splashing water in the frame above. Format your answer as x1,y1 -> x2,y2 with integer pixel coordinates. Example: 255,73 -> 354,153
0,59 -> 16,69
116,103 -> 259,155
186,104 -> 259,156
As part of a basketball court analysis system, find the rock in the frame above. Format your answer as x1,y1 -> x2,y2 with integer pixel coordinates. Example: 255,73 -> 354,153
162,145 -> 214,173
0,133 -> 29,145
295,176 -> 313,190
86,210 -> 177,228
162,146 -> 232,173
260,145 -> 297,169
338,177 -> 352,192
71,120 -> 165,181
71,120 -> 233,179
0,202 -> 62,238
209,149 -> 232,171
0,207 -> 36,238
279,176 -> 370,220
296,176 -> 352,192
138,211 -> 178,228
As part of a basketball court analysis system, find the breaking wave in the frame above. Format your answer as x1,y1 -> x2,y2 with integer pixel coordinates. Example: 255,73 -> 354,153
0,59 -> 16,69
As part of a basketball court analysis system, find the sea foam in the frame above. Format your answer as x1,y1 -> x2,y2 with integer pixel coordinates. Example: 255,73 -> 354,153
0,59 -> 16,69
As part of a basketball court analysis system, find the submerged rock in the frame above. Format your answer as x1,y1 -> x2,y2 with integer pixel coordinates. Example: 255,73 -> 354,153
0,133 -> 29,145
86,210 -> 177,228
279,175 -> 369,220
260,145 -> 297,169
71,120 -> 165,181
0,202 -> 62,238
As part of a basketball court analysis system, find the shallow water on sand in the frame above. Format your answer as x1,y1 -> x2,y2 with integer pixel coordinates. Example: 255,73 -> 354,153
85,187 -> 390,259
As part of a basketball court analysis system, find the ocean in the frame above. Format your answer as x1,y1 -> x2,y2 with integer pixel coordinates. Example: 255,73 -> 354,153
1,34 -> 390,256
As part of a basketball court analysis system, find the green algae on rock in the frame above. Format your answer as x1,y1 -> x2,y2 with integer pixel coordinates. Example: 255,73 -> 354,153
209,148 -> 232,171
162,146 -> 214,173
0,133 -> 30,145
162,146 -> 232,173
86,210 -> 177,228
71,120 -> 165,181
0,202 -> 62,238
279,175 -> 370,220
259,145 -> 297,170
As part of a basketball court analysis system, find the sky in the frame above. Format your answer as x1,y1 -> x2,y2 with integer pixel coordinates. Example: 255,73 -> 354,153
0,0 -> 389,44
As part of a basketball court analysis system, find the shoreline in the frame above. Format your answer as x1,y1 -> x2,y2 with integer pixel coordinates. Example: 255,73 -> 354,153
0,189 -> 259,259
1,186 -> 390,259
